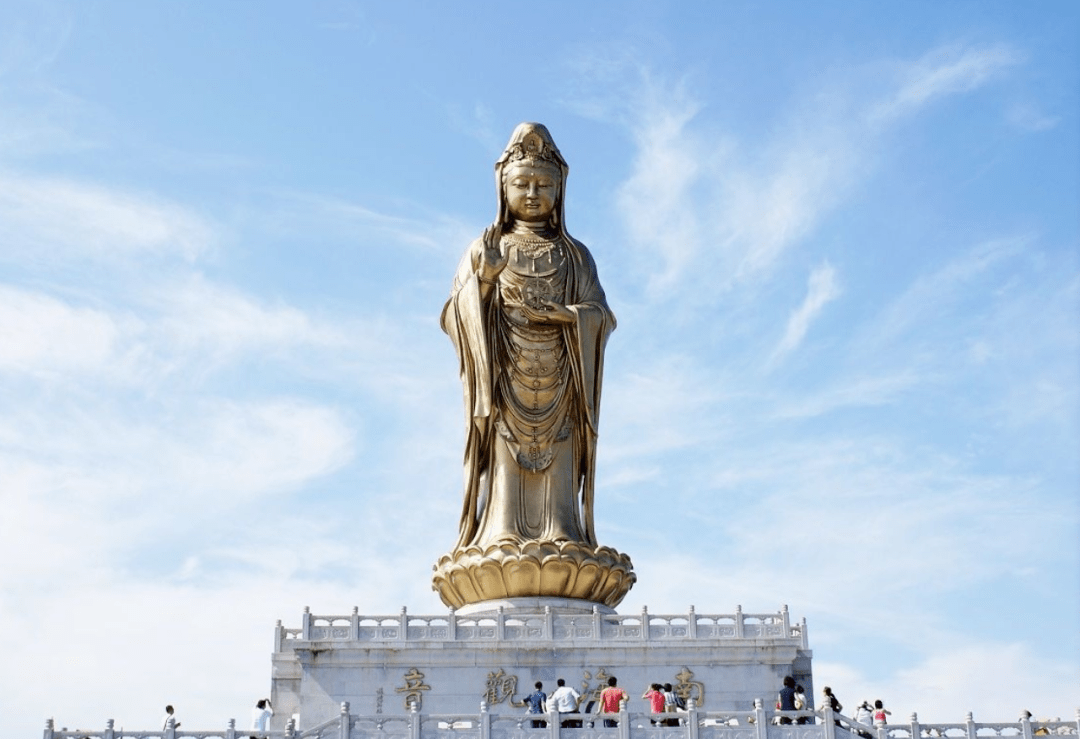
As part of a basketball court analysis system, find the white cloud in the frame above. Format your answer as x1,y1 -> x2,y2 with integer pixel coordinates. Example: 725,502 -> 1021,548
868,43 -> 1022,124
150,275 -> 350,360
0,172 -> 215,263
769,262 -> 841,365
1005,102 -> 1060,132
815,644 -> 1078,723
0,285 -> 127,374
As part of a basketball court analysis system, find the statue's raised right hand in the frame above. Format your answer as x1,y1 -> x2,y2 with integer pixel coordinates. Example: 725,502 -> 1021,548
478,225 -> 508,283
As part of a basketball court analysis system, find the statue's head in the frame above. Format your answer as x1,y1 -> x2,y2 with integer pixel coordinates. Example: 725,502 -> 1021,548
494,122 -> 569,231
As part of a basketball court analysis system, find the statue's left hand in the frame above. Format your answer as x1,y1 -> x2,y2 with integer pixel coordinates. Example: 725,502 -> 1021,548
521,299 -> 576,325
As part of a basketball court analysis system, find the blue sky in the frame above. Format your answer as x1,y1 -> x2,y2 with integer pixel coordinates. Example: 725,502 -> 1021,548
1,1 -> 1077,735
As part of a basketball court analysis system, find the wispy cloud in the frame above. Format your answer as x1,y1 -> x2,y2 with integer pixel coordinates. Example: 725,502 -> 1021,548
769,262 -> 841,366
0,172 -> 216,263
868,43 -> 1022,124
0,285 -> 126,374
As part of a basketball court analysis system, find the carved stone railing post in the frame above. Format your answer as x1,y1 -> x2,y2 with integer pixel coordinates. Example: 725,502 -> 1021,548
822,705 -> 836,739
1020,712 -> 1034,739
302,606 -> 312,640
409,700 -> 420,739
480,701 -> 491,739
753,699 -> 768,739
688,606 -> 697,639
351,607 -> 360,640
399,607 -> 408,642
687,697 -> 700,739
799,618 -> 809,650
225,717 -> 236,739
548,706 -> 559,739
448,608 -> 457,641
781,605 -> 791,638
285,717 -> 296,739
735,606 -> 744,638
641,606 -> 649,641
43,718 -> 55,739
340,702 -> 352,739
965,712 -> 977,739
497,607 -> 506,640
592,605 -> 602,639
104,718 -> 115,739
617,699 -> 629,739
908,713 -> 920,739
274,619 -> 284,652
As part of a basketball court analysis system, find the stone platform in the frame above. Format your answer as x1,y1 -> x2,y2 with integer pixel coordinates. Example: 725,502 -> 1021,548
269,604 -> 813,730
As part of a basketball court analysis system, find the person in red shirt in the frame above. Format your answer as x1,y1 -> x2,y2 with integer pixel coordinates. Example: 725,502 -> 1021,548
642,683 -> 665,724
599,676 -> 628,727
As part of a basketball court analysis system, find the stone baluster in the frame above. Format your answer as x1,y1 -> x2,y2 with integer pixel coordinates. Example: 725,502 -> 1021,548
592,605 -> 602,639
617,697 -> 629,739
641,605 -> 649,641
1075,709 -> 1080,738
781,605 -> 791,637
104,718 -> 115,739
909,712 -> 920,739
339,701 -> 351,739
800,618 -> 809,650
735,606 -> 744,638
544,606 -> 553,640
285,717 -> 296,739
225,718 -> 236,739
497,607 -> 506,640
687,697 -> 700,739
351,607 -> 360,640
274,620 -> 284,652
43,718 -> 55,739
965,712 -> 977,739
448,608 -> 457,641
302,606 -> 312,640
688,605 -> 697,639
826,703 -> 839,739
1020,711 -> 1034,739
399,607 -> 408,642
753,699 -> 768,739
479,702 -> 491,739
409,696 -> 421,739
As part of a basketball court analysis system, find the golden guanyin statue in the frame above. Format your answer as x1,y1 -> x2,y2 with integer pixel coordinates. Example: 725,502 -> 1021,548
432,123 -> 635,611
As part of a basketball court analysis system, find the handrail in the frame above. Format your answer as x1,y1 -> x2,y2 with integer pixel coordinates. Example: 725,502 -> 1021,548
44,706 -> 1080,739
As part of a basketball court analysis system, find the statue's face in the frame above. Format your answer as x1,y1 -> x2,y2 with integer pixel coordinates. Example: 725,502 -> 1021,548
504,164 -> 559,223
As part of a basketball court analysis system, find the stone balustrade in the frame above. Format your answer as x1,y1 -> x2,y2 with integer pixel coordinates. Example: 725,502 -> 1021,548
273,606 -> 809,652
44,705 -> 1080,739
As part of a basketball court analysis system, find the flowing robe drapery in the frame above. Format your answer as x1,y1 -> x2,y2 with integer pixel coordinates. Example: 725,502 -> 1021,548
441,233 -> 615,551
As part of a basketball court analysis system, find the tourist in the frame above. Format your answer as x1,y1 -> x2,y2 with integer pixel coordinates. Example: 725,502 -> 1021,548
550,679 -> 581,728
663,683 -> 685,727
251,698 -> 273,737
161,705 -> 180,730
778,676 -> 796,724
599,676 -> 629,728
525,682 -> 547,728
795,685 -> 808,724
820,687 -> 842,726
854,701 -> 874,737
873,700 -> 891,728
642,683 -> 665,724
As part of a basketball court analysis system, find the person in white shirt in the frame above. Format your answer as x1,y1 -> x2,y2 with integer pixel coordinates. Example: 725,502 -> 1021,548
549,679 -> 582,728
251,699 -> 273,734
161,705 -> 180,731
